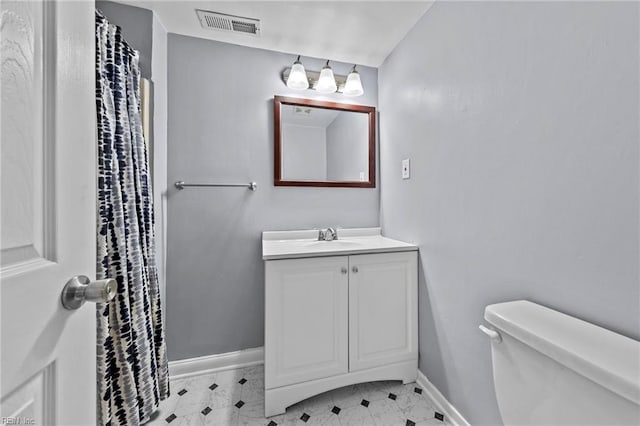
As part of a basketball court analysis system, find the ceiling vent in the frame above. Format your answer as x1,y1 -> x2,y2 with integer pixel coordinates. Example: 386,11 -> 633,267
294,107 -> 312,117
196,10 -> 261,36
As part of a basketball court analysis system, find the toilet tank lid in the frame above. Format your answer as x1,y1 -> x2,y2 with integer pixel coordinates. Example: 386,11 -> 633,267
485,300 -> 640,406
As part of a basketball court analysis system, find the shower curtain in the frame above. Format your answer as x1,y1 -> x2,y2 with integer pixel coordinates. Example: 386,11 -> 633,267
95,10 -> 170,426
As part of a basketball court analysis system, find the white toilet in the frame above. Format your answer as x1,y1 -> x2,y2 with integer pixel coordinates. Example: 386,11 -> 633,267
481,300 -> 640,425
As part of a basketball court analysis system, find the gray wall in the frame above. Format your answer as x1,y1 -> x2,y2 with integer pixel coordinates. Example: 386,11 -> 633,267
282,124 -> 327,181
96,1 -> 153,79
166,34 -> 379,361
378,2 -> 639,424
326,112 -> 369,181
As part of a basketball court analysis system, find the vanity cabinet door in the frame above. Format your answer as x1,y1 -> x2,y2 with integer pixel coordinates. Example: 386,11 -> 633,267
265,256 -> 349,389
348,251 -> 418,372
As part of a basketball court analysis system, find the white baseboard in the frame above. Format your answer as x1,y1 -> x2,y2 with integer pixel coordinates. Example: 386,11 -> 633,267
416,369 -> 470,426
169,346 -> 264,380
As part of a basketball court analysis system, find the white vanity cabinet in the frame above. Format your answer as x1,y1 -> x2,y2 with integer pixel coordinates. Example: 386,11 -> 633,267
265,256 -> 349,389
348,252 -> 418,372
263,229 -> 418,417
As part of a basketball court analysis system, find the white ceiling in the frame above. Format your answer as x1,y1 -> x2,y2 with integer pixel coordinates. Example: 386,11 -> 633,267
114,1 -> 434,67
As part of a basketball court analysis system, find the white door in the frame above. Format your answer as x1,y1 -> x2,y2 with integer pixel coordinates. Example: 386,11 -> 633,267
348,252 -> 418,372
265,256 -> 349,389
1,1 -> 97,424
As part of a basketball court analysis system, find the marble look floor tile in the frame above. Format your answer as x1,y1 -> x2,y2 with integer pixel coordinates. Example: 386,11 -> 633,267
240,365 -> 264,380
396,391 -> 437,423
415,414 -> 453,426
152,367 -> 445,426
278,390 -> 334,419
216,368 -> 249,386
281,399 -> 338,426
302,389 -> 336,414
240,401 -> 285,426
379,381 -> 412,398
171,378 -> 187,393
367,397 -> 407,426
173,412 -> 204,426
147,386 -> 184,424
182,373 -> 217,392
281,414 -> 310,426
203,404 -> 239,426
326,385 -> 362,409
351,382 -> 390,402
237,400 -> 272,426
335,404 -> 375,426
307,410 -> 342,426
207,382 -> 243,410
240,374 -> 265,403
281,399 -> 309,425
174,389 -> 211,418
282,408 -> 340,426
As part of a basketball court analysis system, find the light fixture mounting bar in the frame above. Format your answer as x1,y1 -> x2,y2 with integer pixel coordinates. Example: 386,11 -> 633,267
282,68 -> 348,93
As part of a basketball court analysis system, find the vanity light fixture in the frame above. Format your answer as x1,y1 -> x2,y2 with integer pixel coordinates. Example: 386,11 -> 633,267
315,60 -> 338,94
286,55 -> 309,90
281,59 -> 365,96
343,65 -> 364,97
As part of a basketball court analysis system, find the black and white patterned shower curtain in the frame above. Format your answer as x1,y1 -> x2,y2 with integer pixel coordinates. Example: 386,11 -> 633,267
95,11 -> 170,426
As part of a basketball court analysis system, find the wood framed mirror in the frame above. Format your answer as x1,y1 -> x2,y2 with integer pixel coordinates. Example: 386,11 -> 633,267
274,96 -> 376,188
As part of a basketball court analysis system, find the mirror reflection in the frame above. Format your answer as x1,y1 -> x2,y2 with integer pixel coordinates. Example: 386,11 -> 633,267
274,96 -> 376,188
281,105 -> 369,182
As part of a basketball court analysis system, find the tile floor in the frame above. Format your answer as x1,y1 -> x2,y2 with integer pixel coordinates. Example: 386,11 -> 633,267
147,365 -> 452,426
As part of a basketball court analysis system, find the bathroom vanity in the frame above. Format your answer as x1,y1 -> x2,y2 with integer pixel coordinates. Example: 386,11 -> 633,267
262,227 -> 418,417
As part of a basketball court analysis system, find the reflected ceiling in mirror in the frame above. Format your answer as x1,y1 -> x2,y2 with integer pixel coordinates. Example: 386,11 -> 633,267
274,96 -> 376,188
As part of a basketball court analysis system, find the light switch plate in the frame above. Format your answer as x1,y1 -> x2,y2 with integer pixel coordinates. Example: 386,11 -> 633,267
402,159 -> 410,179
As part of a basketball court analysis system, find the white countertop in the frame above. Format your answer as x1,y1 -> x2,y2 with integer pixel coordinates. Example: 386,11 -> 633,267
262,227 -> 418,260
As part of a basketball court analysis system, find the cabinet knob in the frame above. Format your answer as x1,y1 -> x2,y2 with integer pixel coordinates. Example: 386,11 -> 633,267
352,266 -> 359,273
341,267 -> 348,274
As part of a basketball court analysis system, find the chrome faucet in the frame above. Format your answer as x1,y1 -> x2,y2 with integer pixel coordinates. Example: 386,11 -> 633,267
318,227 -> 338,241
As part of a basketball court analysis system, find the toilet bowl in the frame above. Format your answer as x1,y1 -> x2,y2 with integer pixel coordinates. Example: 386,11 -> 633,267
482,300 -> 640,425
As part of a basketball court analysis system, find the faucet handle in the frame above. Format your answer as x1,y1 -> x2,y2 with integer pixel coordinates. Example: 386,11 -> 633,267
318,227 -> 338,241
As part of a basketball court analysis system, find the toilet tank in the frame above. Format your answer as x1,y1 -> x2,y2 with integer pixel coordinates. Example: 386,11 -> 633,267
484,300 -> 640,426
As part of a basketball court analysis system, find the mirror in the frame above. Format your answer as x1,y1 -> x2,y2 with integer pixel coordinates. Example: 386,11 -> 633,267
274,96 -> 376,188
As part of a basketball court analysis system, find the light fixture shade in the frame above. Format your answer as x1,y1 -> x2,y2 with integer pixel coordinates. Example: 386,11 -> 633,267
316,63 -> 337,94
343,69 -> 364,96
287,60 -> 309,90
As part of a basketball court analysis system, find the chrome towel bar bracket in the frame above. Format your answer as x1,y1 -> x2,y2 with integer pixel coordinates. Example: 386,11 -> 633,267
174,181 -> 257,191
